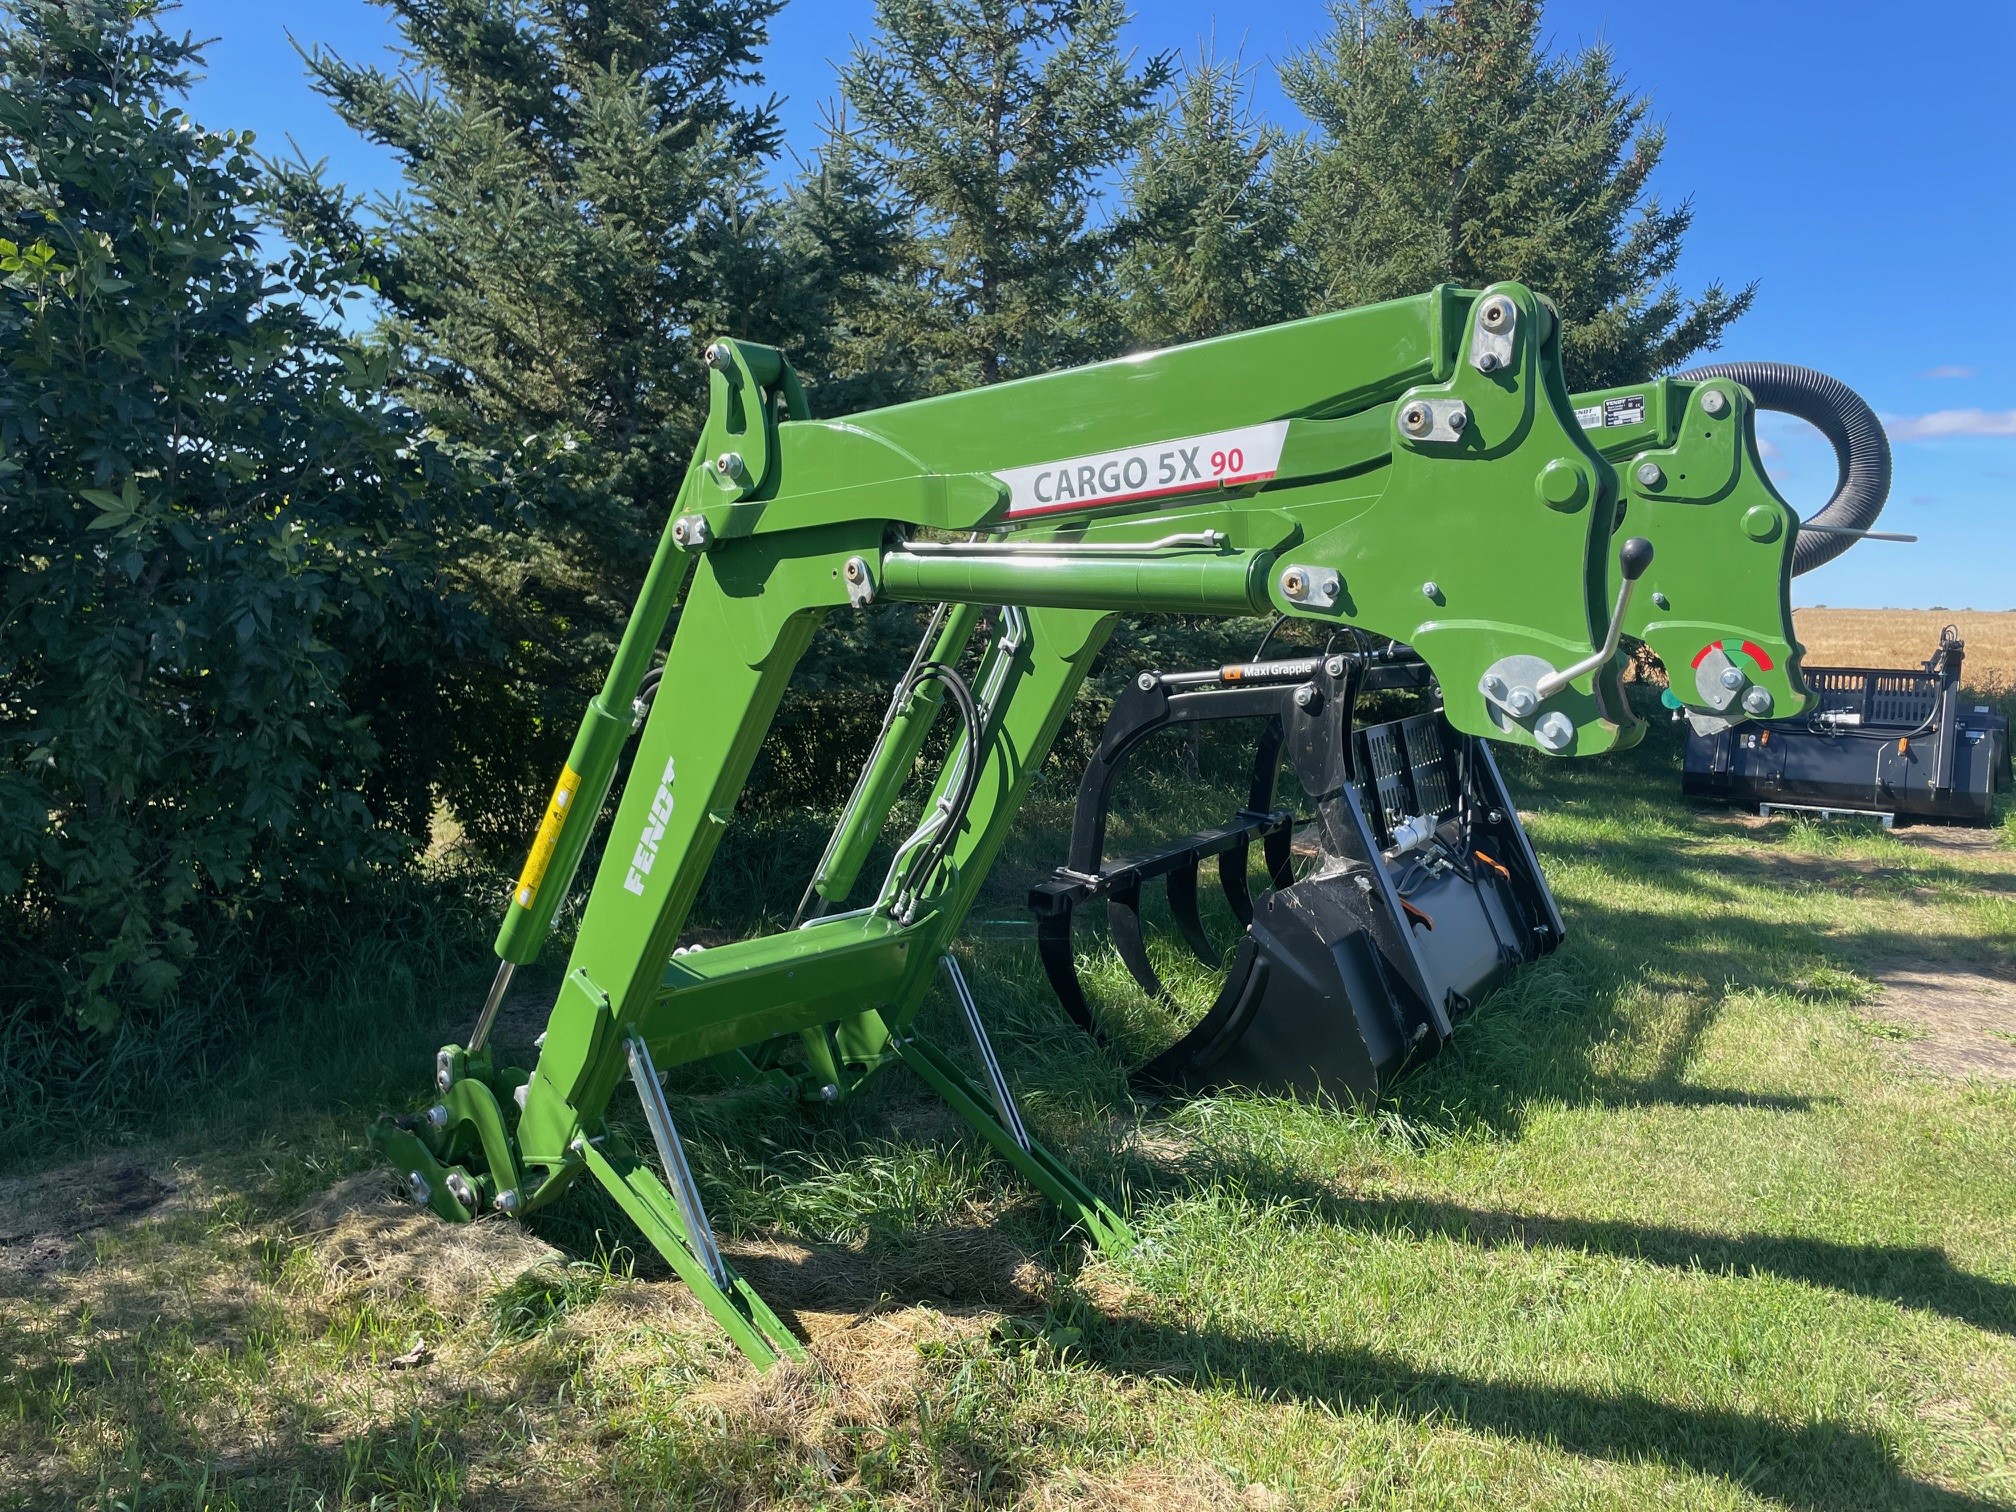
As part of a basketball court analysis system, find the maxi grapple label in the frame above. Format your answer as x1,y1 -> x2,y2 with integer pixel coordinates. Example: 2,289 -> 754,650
995,420 -> 1290,519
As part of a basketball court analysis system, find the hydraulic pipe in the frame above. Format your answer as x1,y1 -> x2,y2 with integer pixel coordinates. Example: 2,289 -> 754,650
880,548 -> 1273,617
809,602 -> 985,907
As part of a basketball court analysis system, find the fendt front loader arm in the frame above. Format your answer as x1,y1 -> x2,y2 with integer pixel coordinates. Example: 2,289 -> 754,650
374,282 -> 1813,1367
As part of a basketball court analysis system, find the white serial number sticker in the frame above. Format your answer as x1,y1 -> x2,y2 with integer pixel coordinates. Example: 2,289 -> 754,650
994,421 -> 1290,519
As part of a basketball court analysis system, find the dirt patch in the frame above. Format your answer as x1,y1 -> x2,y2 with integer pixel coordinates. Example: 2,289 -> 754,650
293,1170 -> 560,1309
730,1227 -> 1050,1339
1868,961 -> 2016,1080
0,1155 -> 177,1276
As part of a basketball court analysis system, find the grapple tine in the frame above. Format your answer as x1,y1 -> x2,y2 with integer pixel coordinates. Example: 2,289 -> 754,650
1105,883 -> 1169,1002
1216,839 -> 1255,927
1166,856 -> 1220,966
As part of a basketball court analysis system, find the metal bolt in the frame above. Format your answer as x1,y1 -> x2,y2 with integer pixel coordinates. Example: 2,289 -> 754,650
1506,686 -> 1538,717
1400,404 -> 1431,437
494,1188 -> 520,1215
1652,592 -> 1671,611
1293,684 -> 1317,709
407,1171 -> 432,1206
1281,567 -> 1309,600
1699,388 -> 1728,416
445,1172 -> 476,1209
715,451 -> 744,478
425,1103 -> 450,1129
671,514 -> 712,549
1636,461 -> 1665,488
1487,809 -> 1505,824
1422,581 -> 1440,601
1447,408 -> 1468,433
1137,672 -> 1157,691
1325,655 -> 1347,678
1481,673 -> 1508,700
704,342 -> 731,371
435,1050 -> 454,1091
1481,298 -> 1511,329
1476,351 -> 1500,373
1742,686 -> 1773,716
1534,711 -> 1575,751
1720,666 -> 1745,691
819,1083 -> 841,1103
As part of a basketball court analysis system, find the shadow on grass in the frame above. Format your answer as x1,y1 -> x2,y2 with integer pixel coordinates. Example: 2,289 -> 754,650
1059,1309 -> 2001,1512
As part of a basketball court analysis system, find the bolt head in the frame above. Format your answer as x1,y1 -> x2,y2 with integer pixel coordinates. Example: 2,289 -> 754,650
494,1189 -> 520,1215
715,451 -> 744,477
425,1103 -> 450,1129
1652,592 -> 1671,611
1476,351 -> 1500,373
1481,673 -> 1508,700
1635,461 -> 1665,488
819,1083 -> 842,1103
1534,711 -> 1575,751
1699,388 -> 1728,416
1742,686 -> 1773,716
1136,672 -> 1157,691
1400,404 -> 1430,436
1325,655 -> 1347,678
1446,408 -> 1468,433
1281,568 -> 1308,599
1293,684 -> 1316,708
445,1172 -> 476,1208
705,341 -> 730,370
844,558 -> 864,582
1422,581 -> 1440,601
1481,298 -> 1510,328
407,1171 -> 432,1206
435,1050 -> 454,1090
1720,665 -> 1745,691
1506,687 -> 1538,717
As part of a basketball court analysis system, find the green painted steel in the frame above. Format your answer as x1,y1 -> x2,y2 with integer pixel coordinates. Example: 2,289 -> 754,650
372,283 -> 1815,1366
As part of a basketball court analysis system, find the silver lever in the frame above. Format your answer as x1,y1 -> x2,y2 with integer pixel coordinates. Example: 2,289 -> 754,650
939,954 -> 1031,1152
467,959 -> 515,1054
625,1034 -> 730,1288
1534,537 -> 1654,702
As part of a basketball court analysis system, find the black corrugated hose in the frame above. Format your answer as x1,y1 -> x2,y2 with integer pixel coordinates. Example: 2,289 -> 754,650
1674,361 -> 1892,575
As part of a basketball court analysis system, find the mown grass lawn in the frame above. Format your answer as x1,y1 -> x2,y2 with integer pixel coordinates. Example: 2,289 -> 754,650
2,706 -> 2013,1510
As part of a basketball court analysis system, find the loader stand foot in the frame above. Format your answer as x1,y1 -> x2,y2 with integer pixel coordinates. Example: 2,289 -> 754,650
893,1031 -> 1133,1255
576,1138 -> 805,1368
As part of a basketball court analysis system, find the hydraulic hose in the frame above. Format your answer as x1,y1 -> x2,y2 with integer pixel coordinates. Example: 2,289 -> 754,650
1675,361 -> 1891,575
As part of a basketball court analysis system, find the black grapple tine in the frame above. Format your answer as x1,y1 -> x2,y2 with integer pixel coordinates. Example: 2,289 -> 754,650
1034,902 -> 1104,1039
1166,856 -> 1220,966
1106,882 -> 1170,1002
1215,839 -> 1254,927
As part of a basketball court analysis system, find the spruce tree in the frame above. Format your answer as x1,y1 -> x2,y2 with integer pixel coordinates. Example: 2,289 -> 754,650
837,0 -> 1173,390
1115,54 -> 1311,349
1281,0 -> 1754,387
270,0 -> 836,848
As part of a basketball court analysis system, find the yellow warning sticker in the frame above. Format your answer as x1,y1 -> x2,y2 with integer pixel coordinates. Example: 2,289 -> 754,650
512,766 -> 583,911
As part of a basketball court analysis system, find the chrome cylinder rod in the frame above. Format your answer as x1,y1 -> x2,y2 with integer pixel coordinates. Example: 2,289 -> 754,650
625,1034 -> 730,1289
938,954 -> 1031,1152
466,959 -> 515,1054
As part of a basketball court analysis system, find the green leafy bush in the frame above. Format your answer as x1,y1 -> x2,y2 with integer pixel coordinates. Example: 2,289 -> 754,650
0,0 -> 480,1026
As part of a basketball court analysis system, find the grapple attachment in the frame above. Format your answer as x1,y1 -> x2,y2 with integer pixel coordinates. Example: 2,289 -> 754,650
1033,651 -> 1561,1100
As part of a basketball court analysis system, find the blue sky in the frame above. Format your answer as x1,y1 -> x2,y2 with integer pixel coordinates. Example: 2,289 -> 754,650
171,0 -> 2015,610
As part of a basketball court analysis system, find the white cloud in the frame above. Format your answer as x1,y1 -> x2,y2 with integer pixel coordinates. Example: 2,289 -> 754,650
1882,408 -> 2016,441
1920,365 -> 1977,380
1754,433 -> 1781,459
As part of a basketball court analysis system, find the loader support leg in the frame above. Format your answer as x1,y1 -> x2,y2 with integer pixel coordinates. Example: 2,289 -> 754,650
892,1030 -> 1132,1254
576,1136 -> 805,1368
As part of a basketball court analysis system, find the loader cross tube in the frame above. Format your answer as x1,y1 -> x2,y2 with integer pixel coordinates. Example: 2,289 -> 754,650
372,282 -> 1825,1368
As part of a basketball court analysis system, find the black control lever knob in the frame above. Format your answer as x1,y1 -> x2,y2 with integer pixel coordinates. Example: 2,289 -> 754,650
1618,536 -> 1655,582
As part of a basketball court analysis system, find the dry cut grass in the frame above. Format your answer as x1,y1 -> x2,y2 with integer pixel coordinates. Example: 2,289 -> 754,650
1795,608 -> 2016,691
